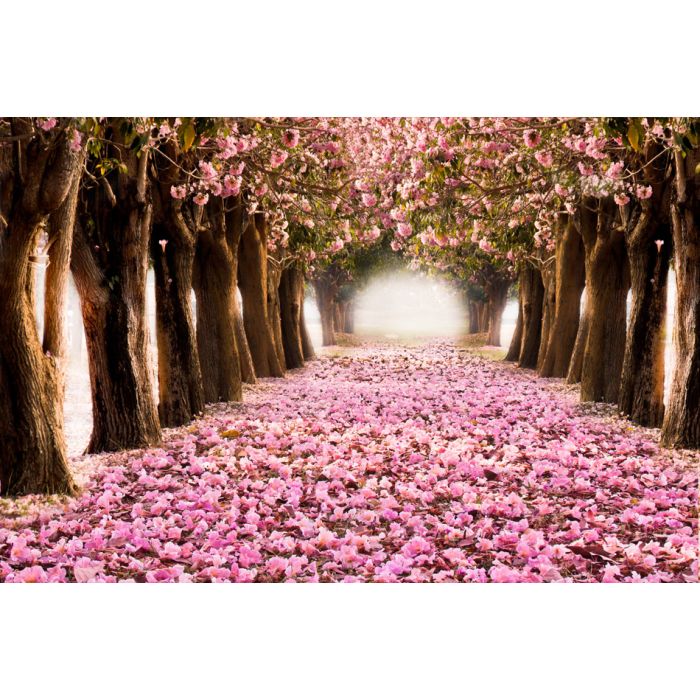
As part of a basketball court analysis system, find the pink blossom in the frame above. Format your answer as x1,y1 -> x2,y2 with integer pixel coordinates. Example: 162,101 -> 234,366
270,150 -> 289,168
523,130 -> 542,148
282,129 -> 300,148
37,118 -> 58,131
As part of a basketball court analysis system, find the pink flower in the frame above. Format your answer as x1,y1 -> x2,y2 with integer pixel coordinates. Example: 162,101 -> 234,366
614,193 -> 630,206
37,118 -> 58,131
396,222 -> 413,239
534,150 -> 553,168
193,192 -> 209,206
69,129 -> 83,153
270,150 -> 288,168
636,185 -> 653,200
654,239 -> 664,253
10,566 -> 48,583
361,193 -> 378,207
282,129 -> 300,148
523,130 -> 542,148
158,239 -> 168,253
170,185 -> 186,200
329,238 -> 345,253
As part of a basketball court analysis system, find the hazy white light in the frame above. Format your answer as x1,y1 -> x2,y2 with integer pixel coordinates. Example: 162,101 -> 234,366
353,271 -> 467,340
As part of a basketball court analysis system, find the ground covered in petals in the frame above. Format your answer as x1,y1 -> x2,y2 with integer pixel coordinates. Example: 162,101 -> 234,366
1,342 -> 697,582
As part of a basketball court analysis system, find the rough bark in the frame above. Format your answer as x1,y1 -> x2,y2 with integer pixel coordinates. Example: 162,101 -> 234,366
343,299 -> 356,333
540,216 -> 586,378
238,213 -> 284,377
73,127 -> 161,453
151,204 -> 203,427
536,260 -> 556,373
314,271 -> 338,346
267,256 -> 287,372
192,198 -> 246,404
580,196 -> 630,404
504,283 -> 524,362
661,149 -> 700,447
234,285 -> 256,383
619,145 -> 673,427
44,155 -> 84,403
518,264 -> 544,369
279,263 -> 306,369
0,120 -> 80,495
566,291 -> 590,385
485,277 -> 509,346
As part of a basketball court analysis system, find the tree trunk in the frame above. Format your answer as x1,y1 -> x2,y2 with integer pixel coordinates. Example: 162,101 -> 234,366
300,284 -> 316,360
44,158 -> 83,405
192,199 -> 245,404
314,274 -> 338,346
334,302 -> 346,334
267,258 -> 287,372
540,217 -> 586,378
478,302 -> 489,333
536,260 -> 556,373
234,285 -> 256,383
73,148 -> 161,453
468,300 -> 481,333
151,210 -> 204,427
566,291 -> 590,384
618,148 -> 673,428
238,213 -> 285,377
344,299 -> 355,333
0,121 -> 81,496
518,264 -> 544,369
580,197 -> 630,404
661,149 -> 700,447
504,283 -> 524,361
279,264 -> 306,369
486,278 -> 509,346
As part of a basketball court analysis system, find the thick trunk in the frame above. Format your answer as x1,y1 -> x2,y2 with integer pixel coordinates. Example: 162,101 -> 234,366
0,221 -> 76,496
314,276 -> 338,346
192,202 -> 244,404
486,279 -> 509,346
73,125 -> 161,453
518,264 -> 544,369
44,161 -> 83,405
566,293 -> 590,384
267,260 -> 287,372
234,286 -> 256,383
73,227 -> 161,453
540,217 -> 586,378
619,222 -> 672,427
279,264 -> 306,369
580,198 -> 630,404
151,213 -> 204,427
478,302 -> 489,333
468,301 -> 480,333
238,214 -> 284,377
0,121 -> 81,496
343,299 -> 355,333
504,284 -> 524,362
300,285 -> 316,360
334,302 -> 346,334
536,261 -> 556,373
661,150 -> 700,447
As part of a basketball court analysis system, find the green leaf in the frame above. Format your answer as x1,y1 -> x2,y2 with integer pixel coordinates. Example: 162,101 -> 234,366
627,120 -> 642,151
182,122 -> 196,151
